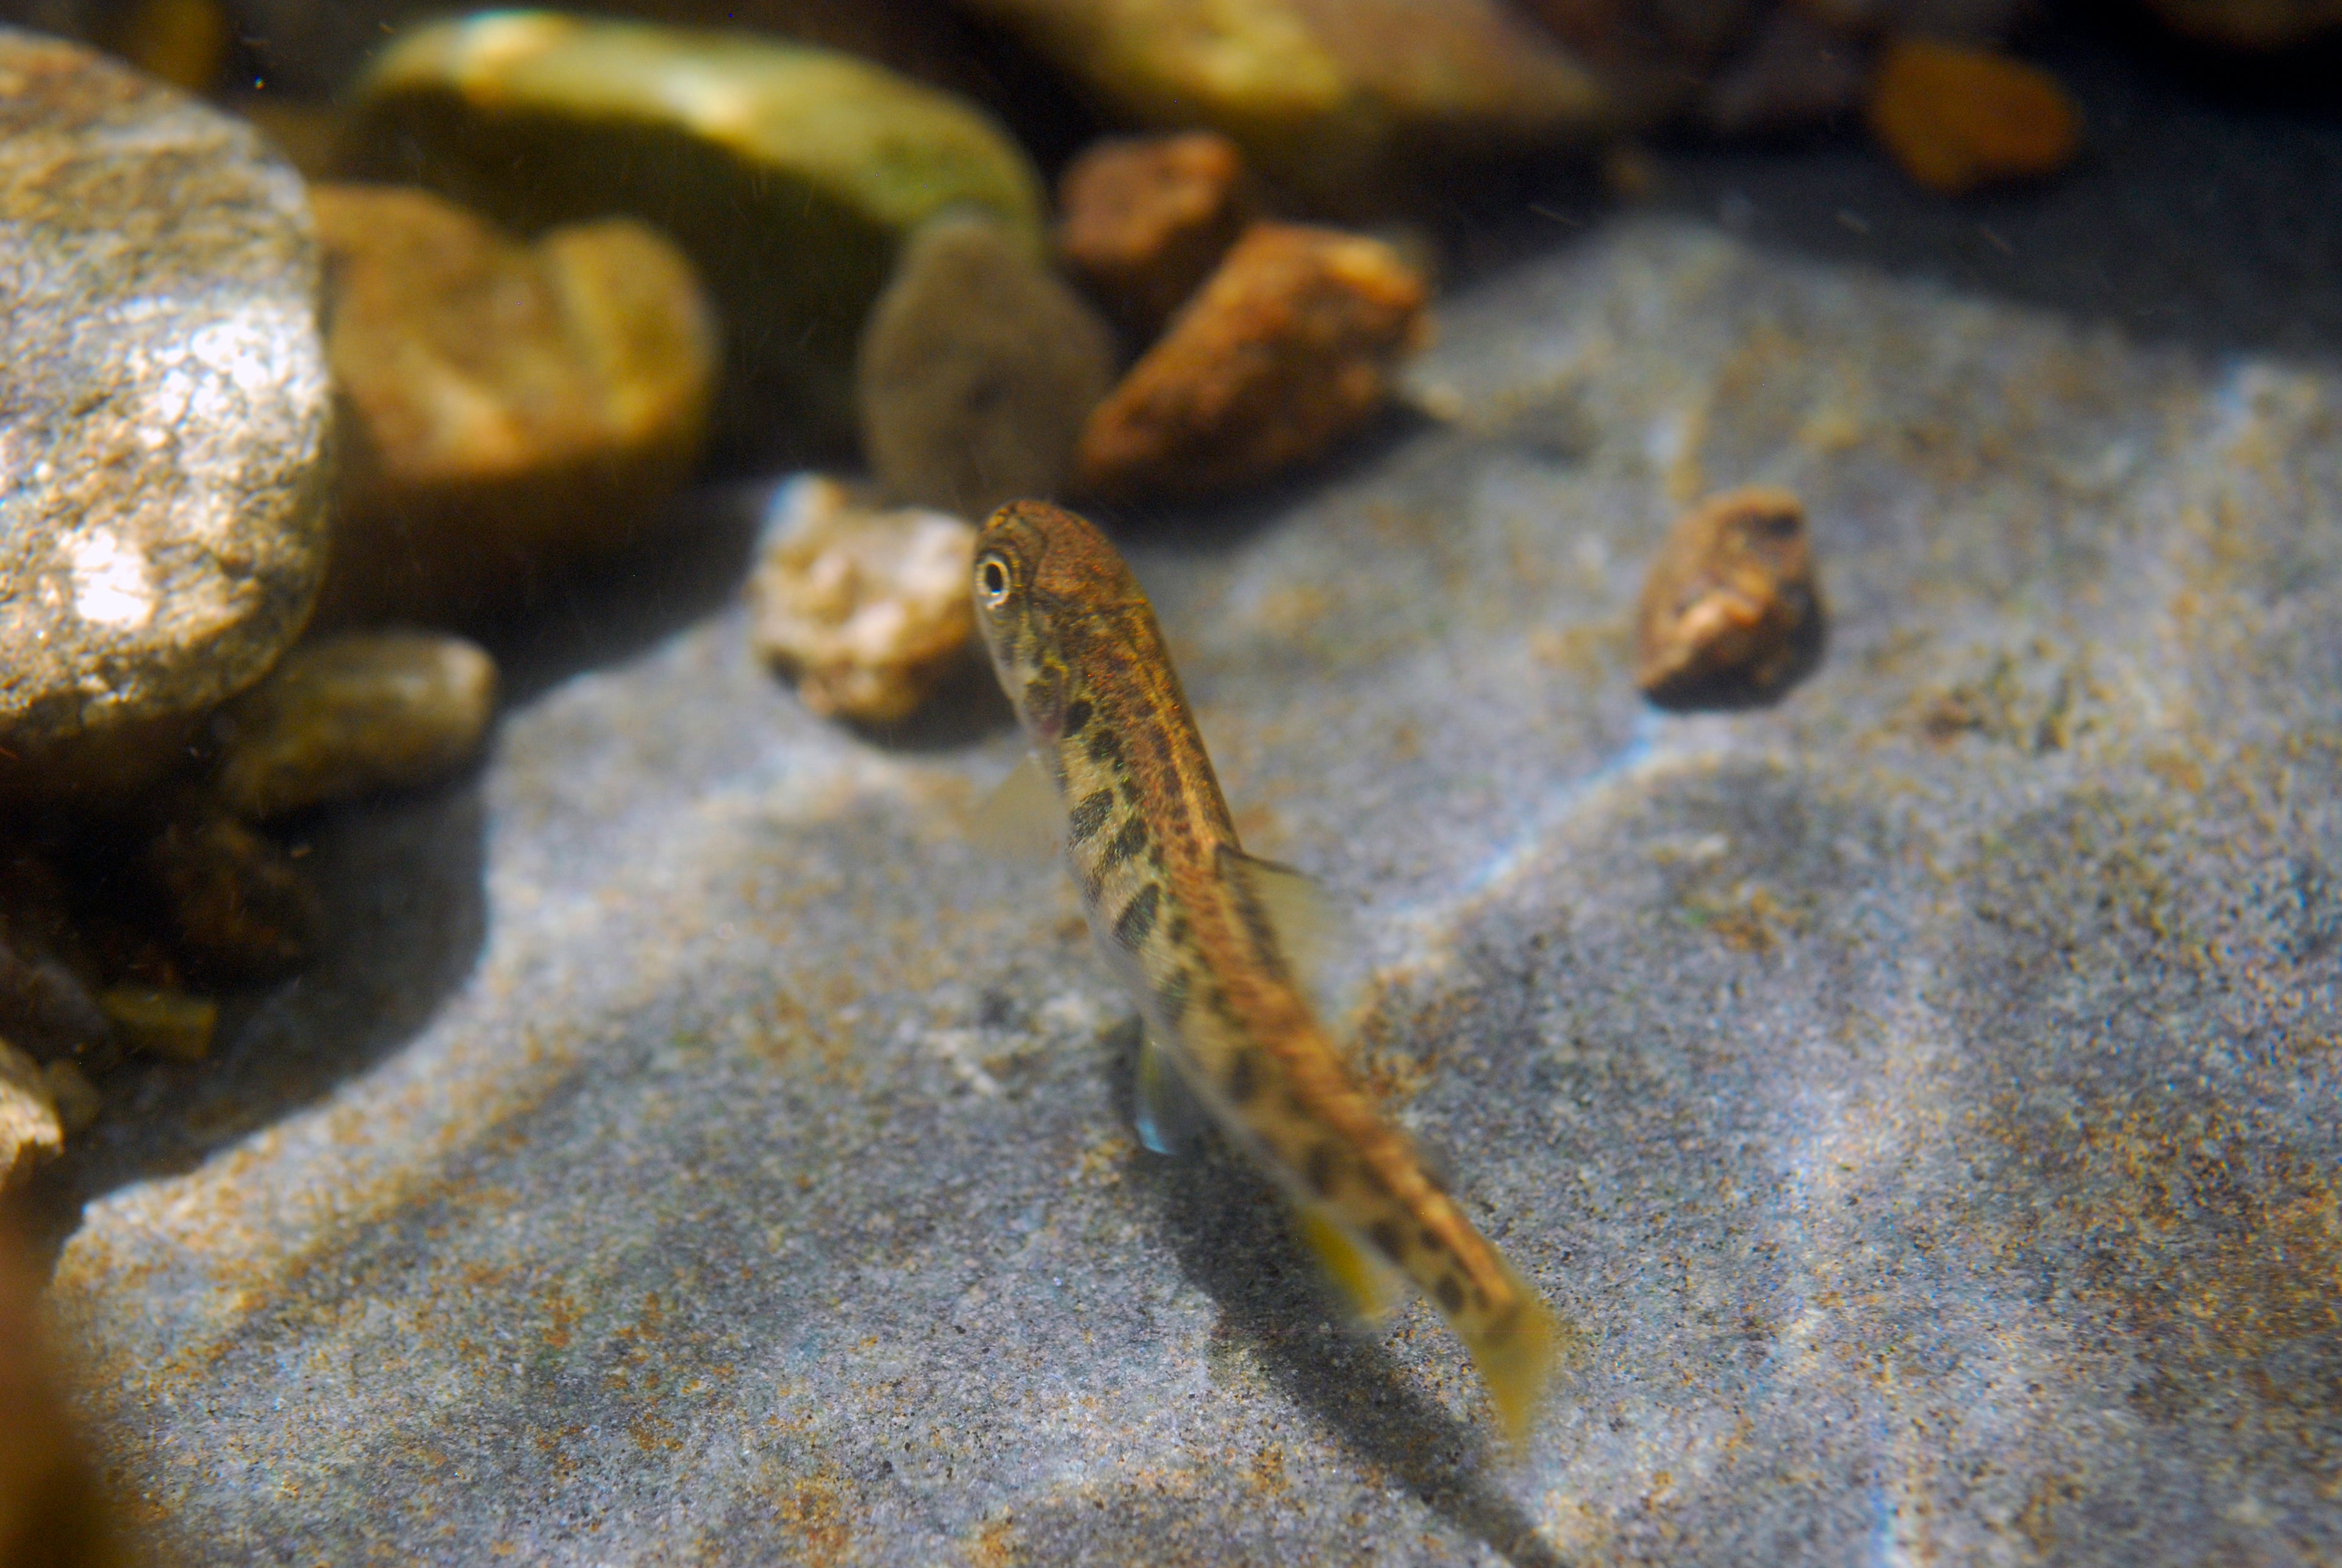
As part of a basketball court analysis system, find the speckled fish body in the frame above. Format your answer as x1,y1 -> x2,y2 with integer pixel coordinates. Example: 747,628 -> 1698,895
969,499 -> 1559,1446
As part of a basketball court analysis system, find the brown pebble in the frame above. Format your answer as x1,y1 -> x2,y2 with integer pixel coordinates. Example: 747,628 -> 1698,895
97,986 -> 218,1064
211,631 -> 498,822
1866,40 -> 2079,196
41,1059 -> 102,1136
1055,132 -> 1259,339
856,212 -> 1115,521
1075,223 -> 1430,503
110,0 -> 229,92
147,814 -> 319,982
749,477 -> 979,726
1636,487 -> 1819,701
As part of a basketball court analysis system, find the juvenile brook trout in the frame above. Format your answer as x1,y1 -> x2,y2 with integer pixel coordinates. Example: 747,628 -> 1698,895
970,500 -> 1560,1446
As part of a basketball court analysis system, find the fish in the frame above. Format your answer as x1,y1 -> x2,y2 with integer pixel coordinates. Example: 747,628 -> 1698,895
969,499 -> 1561,1448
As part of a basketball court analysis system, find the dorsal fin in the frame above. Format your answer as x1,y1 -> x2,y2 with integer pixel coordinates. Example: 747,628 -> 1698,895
1225,849 -> 1361,1031
970,752 -> 1060,861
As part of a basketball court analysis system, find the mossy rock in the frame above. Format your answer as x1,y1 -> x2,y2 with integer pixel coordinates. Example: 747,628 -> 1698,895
343,11 -> 1047,457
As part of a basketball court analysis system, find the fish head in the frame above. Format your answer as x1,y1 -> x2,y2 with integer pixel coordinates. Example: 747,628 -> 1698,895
972,501 -> 1146,742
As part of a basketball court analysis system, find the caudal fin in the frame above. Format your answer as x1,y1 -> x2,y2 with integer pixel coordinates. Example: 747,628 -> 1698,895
1465,1284 -> 1565,1452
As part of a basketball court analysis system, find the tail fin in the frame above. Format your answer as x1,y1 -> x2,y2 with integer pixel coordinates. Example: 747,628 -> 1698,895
1465,1283 -> 1564,1452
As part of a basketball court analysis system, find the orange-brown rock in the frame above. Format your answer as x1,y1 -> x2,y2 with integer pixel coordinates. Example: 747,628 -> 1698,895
1866,40 -> 2079,196
1636,487 -> 1819,702
310,184 -> 717,625
1055,132 -> 1258,339
1074,223 -> 1429,502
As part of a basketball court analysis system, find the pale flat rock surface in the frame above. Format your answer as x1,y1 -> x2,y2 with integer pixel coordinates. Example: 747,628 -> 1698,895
48,217 -> 2341,1564
0,28 -> 329,792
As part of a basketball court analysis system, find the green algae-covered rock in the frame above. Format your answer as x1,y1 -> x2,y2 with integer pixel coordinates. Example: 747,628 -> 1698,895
343,10 -> 1048,455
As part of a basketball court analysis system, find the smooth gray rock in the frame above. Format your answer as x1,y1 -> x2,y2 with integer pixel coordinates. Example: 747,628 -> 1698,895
48,218 -> 2341,1564
0,28 -> 330,798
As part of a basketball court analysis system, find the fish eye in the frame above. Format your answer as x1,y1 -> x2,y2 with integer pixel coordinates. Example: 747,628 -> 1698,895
976,553 -> 1012,609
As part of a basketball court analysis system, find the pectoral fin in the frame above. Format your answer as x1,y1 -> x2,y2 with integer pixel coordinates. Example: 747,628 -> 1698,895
1225,850 -> 1360,1028
970,753 -> 1060,861
1133,1028 -> 1206,1156
1294,1206 -> 1404,1324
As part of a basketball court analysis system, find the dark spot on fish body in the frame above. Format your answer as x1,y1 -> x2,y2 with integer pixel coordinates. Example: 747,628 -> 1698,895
1305,1143 -> 1342,1196
1420,1226 -> 1446,1256
1114,884 -> 1161,949
1103,817 -> 1148,870
1227,1049 -> 1261,1104
1167,915 -> 1191,946
1119,781 -> 1142,806
1368,1219 -> 1407,1259
1061,699 -> 1092,737
1355,1162 -> 1391,1200
1436,1275 -> 1467,1314
1069,789 -> 1114,845
1086,729 -> 1123,767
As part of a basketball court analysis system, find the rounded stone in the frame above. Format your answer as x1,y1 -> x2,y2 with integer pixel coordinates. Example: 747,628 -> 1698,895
309,184 -> 717,626
342,11 -> 1047,458
210,629 -> 499,822
0,29 -> 331,800
749,474 -> 978,725
857,212 -> 1115,521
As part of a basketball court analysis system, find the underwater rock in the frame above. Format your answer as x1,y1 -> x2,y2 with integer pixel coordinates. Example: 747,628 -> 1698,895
0,29 -> 331,801
2138,0 -> 2342,44
146,814 -> 317,983
212,629 -> 498,821
0,1042 -> 62,1194
342,11 -> 1046,456
0,854 -> 112,1067
0,940 -> 110,1071
1636,487 -> 1818,702
42,1059 -> 101,1137
96,986 -> 218,1065
956,0 -> 1609,212
856,213 -> 1115,522
107,0 -> 231,91
1075,223 -> 1429,501
1866,38 -> 2079,194
310,184 -> 716,627
1055,131 -> 1259,340
1699,7 -> 1871,137
749,476 -> 978,725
